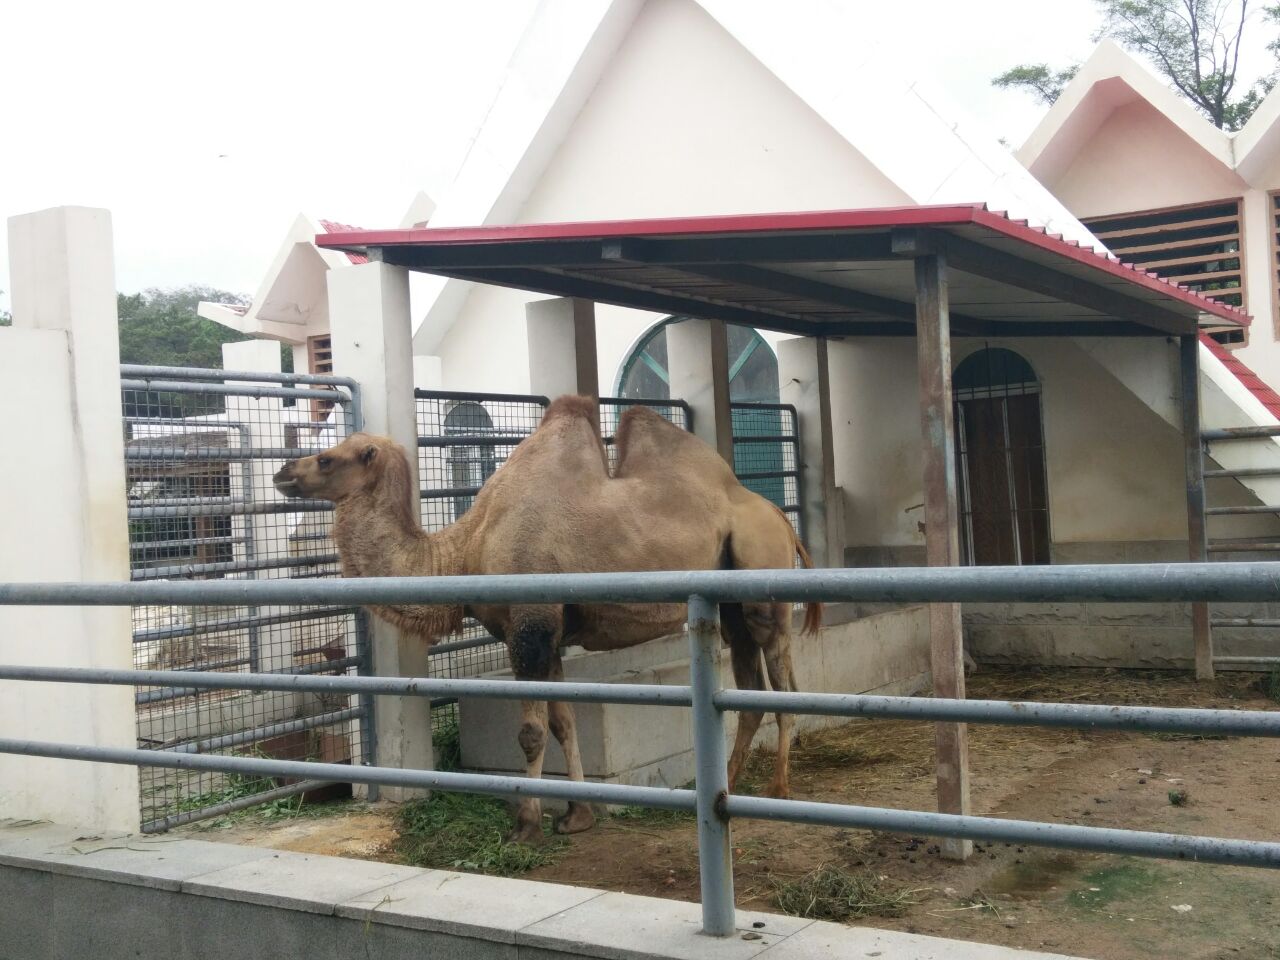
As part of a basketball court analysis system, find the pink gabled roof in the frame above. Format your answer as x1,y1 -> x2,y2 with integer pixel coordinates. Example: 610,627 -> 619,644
1200,334 -> 1280,418
318,220 -> 369,265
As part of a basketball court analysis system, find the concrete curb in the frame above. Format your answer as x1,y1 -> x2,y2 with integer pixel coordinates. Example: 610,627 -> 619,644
0,819 -> 1090,960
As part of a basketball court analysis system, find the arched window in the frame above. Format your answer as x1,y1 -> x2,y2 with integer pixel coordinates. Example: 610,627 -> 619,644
444,401 -> 496,520
616,318 -> 788,509
615,318 -> 779,402
954,348 -> 1050,566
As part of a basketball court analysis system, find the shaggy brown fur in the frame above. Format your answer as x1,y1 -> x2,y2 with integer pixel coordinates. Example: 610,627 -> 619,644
274,396 -> 820,842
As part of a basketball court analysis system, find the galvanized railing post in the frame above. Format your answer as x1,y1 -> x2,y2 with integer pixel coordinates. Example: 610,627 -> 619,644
687,594 -> 735,936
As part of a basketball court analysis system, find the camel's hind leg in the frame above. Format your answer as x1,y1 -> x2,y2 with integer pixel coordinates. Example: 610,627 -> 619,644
751,602 -> 799,800
547,655 -> 595,835
722,603 -> 766,792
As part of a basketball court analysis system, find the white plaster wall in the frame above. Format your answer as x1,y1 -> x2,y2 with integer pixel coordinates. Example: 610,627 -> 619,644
1031,95 -> 1280,388
0,330 -> 137,831
436,0 -> 908,395
830,336 -> 1217,552
1049,100 -> 1248,219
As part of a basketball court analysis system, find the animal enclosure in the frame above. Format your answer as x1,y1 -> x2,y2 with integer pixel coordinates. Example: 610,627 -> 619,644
122,366 -> 373,830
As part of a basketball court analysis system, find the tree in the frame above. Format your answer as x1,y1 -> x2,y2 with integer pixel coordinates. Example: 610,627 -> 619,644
992,64 -> 1081,106
0,290 -> 10,327
117,285 -> 251,368
994,0 -> 1280,131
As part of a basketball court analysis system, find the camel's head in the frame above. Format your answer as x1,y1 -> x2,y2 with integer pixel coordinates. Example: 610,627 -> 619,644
273,432 -> 404,502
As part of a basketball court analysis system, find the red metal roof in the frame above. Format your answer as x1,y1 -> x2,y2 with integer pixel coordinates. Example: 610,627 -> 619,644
1200,334 -> 1280,418
316,204 -> 1249,336
318,220 -> 369,265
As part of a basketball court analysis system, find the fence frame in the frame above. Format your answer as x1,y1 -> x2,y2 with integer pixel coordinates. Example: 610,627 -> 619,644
2,561 -> 1280,937
120,364 -> 376,830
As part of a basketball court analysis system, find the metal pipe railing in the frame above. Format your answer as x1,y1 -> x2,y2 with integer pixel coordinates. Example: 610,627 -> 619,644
1,737 -> 1276,871
7,664 -> 1279,736
5,563 -> 1280,938
4,563 -> 1280,607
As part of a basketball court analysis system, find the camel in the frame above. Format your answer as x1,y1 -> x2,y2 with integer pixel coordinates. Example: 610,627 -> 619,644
273,396 -> 821,843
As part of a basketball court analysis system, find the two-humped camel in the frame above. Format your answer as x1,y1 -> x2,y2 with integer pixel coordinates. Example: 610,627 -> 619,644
274,396 -> 820,842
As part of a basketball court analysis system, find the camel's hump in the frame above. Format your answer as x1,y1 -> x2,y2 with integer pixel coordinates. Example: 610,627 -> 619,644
541,394 -> 599,425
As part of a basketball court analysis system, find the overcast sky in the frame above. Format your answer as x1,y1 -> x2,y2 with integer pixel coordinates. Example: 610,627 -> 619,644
2,0 -> 1276,314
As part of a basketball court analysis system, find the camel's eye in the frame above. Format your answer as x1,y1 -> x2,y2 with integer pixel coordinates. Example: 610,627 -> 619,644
317,456 -> 332,469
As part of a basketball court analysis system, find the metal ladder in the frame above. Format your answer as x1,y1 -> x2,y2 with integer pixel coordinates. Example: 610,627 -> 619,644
1197,424 -> 1280,672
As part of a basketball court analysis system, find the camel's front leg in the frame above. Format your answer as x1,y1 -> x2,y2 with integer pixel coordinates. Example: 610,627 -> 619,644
546,655 -> 595,834
511,698 -> 549,844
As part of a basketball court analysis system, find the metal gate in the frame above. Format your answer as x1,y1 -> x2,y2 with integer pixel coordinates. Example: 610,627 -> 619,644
730,402 -> 803,539
121,364 -> 373,830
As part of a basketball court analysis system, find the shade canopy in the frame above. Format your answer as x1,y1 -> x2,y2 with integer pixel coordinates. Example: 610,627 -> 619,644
317,204 -> 1249,339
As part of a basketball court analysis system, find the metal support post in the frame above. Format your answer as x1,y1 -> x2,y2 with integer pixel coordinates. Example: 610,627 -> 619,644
914,251 -> 972,861
687,594 -> 735,937
1181,335 -> 1213,679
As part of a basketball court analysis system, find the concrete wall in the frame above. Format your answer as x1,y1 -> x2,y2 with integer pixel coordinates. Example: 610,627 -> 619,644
0,207 -> 138,834
0,822 -> 1080,960
434,0 -> 906,396
830,336 -> 1240,557
459,606 -> 930,788
1033,91 -> 1280,388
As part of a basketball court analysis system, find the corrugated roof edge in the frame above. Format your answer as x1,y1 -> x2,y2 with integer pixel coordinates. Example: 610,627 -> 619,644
1199,334 -> 1280,419
318,220 -> 370,265
315,203 -> 1248,328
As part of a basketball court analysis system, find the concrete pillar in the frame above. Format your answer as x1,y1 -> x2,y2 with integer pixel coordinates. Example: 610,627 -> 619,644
526,297 -> 599,400
414,355 -> 443,391
327,262 -> 433,794
779,337 -> 845,566
667,318 -> 733,464
0,206 -> 139,833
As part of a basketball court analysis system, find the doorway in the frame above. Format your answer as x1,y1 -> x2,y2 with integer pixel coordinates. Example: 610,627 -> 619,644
954,348 -> 1050,565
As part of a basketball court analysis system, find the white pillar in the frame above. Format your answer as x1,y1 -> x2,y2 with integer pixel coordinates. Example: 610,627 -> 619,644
779,337 -> 845,567
414,355 -> 444,391
327,262 -> 433,794
0,206 -> 138,833
667,318 -> 733,464
525,297 -> 599,399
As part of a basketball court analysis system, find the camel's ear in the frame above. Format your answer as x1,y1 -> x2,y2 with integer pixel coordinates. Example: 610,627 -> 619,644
360,444 -> 378,466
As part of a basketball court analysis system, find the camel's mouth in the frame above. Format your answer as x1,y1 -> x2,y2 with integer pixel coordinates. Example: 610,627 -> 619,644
273,478 -> 303,498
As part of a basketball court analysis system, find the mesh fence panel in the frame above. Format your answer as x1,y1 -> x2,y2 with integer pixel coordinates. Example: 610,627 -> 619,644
415,391 -> 550,729
123,373 -> 371,830
730,403 -> 803,541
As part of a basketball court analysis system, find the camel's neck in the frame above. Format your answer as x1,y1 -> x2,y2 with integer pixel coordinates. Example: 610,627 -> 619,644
332,490 -> 465,579
331,485 -> 470,642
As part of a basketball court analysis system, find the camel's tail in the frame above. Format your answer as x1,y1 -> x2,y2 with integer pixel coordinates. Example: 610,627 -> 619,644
793,533 -> 824,636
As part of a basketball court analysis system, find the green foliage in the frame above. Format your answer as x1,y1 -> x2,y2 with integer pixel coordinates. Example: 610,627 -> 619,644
396,792 -> 566,875
993,63 -> 1081,105
1168,787 -> 1190,806
610,804 -> 696,825
0,289 -> 11,326
995,0 -> 1279,129
432,711 -> 462,772
117,285 -> 251,368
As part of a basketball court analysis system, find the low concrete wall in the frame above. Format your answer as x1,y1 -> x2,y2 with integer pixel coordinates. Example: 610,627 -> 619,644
0,820 -> 1088,960
460,606 -> 931,788
847,541 -> 1279,670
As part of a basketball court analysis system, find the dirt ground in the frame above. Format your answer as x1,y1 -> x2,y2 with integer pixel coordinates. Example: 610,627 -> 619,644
194,668 -> 1280,960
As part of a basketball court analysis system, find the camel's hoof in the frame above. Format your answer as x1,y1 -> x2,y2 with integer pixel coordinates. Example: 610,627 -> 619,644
554,803 -> 596,835
506,820 -> 544,845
